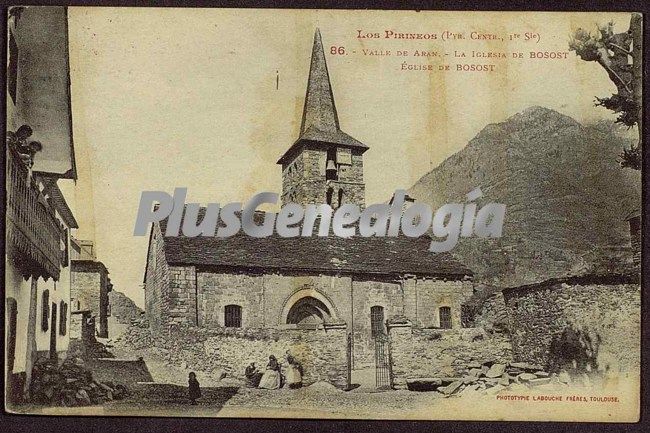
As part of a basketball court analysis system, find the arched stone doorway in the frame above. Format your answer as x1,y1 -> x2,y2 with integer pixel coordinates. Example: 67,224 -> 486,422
279,289 -> 340,327
287,296 -> 332,325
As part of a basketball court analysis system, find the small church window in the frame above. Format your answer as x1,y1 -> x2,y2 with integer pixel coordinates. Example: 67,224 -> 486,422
439,306 -> 452,329
224,304 -> 242,328
338,189 -> 344,207
326,187 -> 334,206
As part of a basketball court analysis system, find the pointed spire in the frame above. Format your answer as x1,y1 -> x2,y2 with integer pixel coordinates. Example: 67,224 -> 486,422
277,29 -> 367,165
300,28 -> 340,134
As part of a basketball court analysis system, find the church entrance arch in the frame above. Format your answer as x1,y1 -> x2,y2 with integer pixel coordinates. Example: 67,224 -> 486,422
280,289 -> 339,326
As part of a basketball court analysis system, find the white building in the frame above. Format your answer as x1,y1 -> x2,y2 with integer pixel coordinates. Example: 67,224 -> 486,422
5,6 -> 79,405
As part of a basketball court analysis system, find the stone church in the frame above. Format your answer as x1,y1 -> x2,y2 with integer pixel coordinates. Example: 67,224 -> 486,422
143,29 -> 473,366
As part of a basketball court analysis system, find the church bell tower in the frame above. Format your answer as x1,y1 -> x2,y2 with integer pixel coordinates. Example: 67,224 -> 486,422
277,29 -> 368,208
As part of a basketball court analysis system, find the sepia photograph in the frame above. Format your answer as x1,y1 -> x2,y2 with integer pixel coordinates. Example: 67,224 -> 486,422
4,6 -> 644,422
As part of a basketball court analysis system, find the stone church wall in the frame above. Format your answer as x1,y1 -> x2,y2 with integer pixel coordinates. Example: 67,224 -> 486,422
144,223 -> 171,333
149,261 -> 474,370
409,278 -> 474,329
502,274 -> 641,373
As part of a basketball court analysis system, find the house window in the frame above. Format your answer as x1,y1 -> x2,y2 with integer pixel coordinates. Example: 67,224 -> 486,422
224,304 -> 242,328
41,290 -> 50,331
59,301 -> 68,336
370,305 -> 385,338
439,306 -> 452,329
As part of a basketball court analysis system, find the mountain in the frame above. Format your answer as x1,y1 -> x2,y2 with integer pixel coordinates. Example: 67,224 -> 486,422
408,106 -> 641,287
108,291 -> 144,324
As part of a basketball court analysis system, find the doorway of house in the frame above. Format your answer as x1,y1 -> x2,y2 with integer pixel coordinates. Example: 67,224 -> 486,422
49,302 -> 57,359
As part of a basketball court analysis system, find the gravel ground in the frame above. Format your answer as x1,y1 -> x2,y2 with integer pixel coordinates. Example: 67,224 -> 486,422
95,381 -> 445,418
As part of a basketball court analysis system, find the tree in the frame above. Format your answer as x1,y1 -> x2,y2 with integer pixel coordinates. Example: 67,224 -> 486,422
569,13 -> 642,170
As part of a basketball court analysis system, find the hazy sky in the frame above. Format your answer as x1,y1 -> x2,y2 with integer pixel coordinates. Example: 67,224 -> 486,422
61,8 -> 632,306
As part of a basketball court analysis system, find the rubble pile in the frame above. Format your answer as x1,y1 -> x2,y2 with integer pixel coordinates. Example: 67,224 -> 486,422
406,360 -> 573,396
84,339 -> 115,359
30,357 -> 129,406
113,319 -> 154,350
108,291 -> 145,325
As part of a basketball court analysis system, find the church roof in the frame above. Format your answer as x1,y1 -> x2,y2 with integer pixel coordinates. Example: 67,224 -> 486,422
277,29 -> 368,165
156,210 -> 472,279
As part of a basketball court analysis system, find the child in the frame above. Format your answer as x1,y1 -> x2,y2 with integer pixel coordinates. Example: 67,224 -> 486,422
188,371 -> 201,405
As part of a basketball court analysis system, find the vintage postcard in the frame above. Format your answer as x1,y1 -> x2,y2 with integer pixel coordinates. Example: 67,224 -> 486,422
4,7 -> 643,421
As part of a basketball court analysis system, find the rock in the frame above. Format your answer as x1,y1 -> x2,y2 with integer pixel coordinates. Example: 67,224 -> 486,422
98,382 -> 114,393
528,377 -> 551,387
468,368 -> 483,377
558,371 -> 571,384
518,373 -> 538,382
439,377 -> 462,386
442,380 -> 463,395
534,371 -> 550,377
486,364 -> 506,378
75,389 -> 92,405
498,374 -> 510,386
509,362 -> 544,371
461,384 -> 480,395
462,376 -> 477,384
467,362 -> 482,369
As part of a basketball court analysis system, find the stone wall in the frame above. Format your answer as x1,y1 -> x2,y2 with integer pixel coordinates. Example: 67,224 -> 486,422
70,260 -> 111,338
144,223 -> 170,333
473,291 -> 510,332
168,265 -> 198,326
388,322 -> 513,389
132,324 -> 349,387
70,270 -> 101,314
502,273 -> 641,374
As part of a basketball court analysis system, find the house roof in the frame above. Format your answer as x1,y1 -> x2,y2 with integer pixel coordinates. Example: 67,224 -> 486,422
71,259 -> 109,275
154,209 -> 472,279
39,176 -> 78,229
277,29 -> 367,165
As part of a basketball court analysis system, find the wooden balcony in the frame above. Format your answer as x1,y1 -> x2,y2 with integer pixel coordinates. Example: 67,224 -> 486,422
6,146 -> 64,280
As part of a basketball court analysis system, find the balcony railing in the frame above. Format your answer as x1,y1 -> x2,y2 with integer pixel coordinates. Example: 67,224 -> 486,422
6,146 -> 63,280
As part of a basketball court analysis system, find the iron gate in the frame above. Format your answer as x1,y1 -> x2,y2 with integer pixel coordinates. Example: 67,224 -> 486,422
374,333 -> 393,389
346,332 -> 353,390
